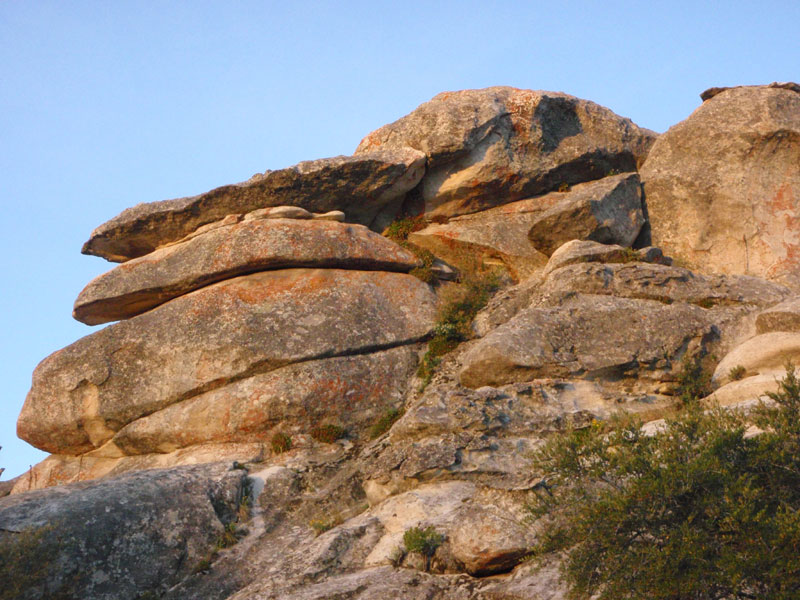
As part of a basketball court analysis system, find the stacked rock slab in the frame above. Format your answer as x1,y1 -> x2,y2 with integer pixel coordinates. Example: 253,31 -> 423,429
16,211 -> 436,492
640,83 -> 800,287
356,86 -> 656,221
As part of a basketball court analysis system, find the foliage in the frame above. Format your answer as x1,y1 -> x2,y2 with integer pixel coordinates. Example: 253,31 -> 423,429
369,407 -> 404,439
0,525 -> 57,600
270,432 -> 292,454
558,182 -> 571,192
417,258 -> 500,389
309,513 -> 343,536
310,424 -> 346,444
403,526 -> 444,572
382,215 -> 437,283
729,364 -> 747,381
526,365 -> 800,600
675,351 -> 712,405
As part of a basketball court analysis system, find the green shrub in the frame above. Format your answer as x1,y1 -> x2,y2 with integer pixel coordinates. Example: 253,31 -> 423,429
675,352 -> 712,405
270,432 -> 292,454
403,526 -> 444,572
309,514 -> 343,536
310,424 -> 346,443
369,407 -> 404,439
729,364 -> 747,381
526,365 -> 800,600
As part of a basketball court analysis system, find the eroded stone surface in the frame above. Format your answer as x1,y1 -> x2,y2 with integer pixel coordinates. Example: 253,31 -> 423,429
356,87 -> 656,218
641,85 -> 800,286
0,464 -> 246,600
756,297 -> 800,333
527,173 -> 644,255
713,332 -> 800,386
542,239 -> 670,276
20,269 -> 436,455
74,219 -> 421,325
460,294 -> 717,388
82,148 -> 426,262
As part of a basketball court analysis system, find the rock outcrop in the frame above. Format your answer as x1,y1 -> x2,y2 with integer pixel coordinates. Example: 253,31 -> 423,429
74,218 -> 421,325
641,83 -> 800,287
82,149 -> 426,262
8,83 -> 800,600
356,87 -> 656,220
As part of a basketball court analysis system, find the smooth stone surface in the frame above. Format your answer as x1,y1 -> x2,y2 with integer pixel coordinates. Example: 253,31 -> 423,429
74,219 -> 421,325
112,346 -> 418,454
713,332 -> 800,385
0,463 -> 247,600
460,294 -> 716,388
756,297 -> 800,334
527,173 -> 644,255
708,373 -> 783,406
20,269 -> 437,455
356,87 -> 656,219
82,148 -> 426,262
641,85 -> 800,286
542,239 -> 670,276
408,175 -> 643,281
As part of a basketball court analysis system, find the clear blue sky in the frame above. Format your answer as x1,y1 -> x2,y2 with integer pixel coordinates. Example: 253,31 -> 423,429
1,1 -> 798,479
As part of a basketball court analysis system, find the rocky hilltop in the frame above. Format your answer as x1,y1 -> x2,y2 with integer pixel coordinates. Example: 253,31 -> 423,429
3,83 -> 799,599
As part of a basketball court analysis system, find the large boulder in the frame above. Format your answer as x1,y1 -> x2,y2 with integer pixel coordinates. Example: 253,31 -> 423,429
756,297 -> 800,333
459,294 -> 717,388
19,269 -> 436,455
82,148 -> 426,262
356,87 -> 656,219
541,261 -> 790,308
408,174 -> 643,281
112,346 -> 418,454
74,218 -> 420,325
0,463 -> 247,600
526,172 -> 644,255
640,84 -> 800,286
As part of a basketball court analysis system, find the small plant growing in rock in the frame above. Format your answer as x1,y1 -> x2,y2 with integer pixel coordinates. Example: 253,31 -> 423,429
403,526 -> 444,572
675,352 -> 712,405
558,182 -> 570,192
382,215 -> 438,283
729,364 -> 747,381
270,432 -> 292,454
310,424 -> 346,443
309,513 -> 343,536
369,407 -> 404,439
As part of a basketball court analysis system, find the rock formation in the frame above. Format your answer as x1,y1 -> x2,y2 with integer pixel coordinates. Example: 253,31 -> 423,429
4,83 -> 799,600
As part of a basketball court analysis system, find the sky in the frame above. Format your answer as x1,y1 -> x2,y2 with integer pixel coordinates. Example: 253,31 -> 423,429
1,0 -> 798,480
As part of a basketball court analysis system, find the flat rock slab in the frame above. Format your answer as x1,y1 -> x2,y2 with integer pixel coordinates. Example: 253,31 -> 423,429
82,148 -> 426,262
10,442 -> 267,493
408,175 -> 642,281
74,219 -> 421,325
756,297 -> 800,333
713,332 -> 800,385
527,173 -> 644,255
0,463 -> 246,600
542,239 -> 669,276
356,86 -> 656,218
640,85 -> 800,287
112,346 -> 418,455
460,294 -> 716,388
19,269 -> 436,455
541,262 -> 791,307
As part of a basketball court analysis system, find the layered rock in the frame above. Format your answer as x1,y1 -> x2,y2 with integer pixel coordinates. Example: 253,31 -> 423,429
408,174 -> 643,280
641,84 -> 800,286
74,219 -> 421,325
82,148 -> 426,262
526,172 -> 644,255
356,87 -> 656,218
0,464 -> 247,600
20,269 -> 436,456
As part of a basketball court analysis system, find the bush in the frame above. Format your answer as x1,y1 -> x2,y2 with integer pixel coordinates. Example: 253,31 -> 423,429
270,432 -> 292,454
369,407 -> 404,439
403,526 -> 444,572
526,365 -> 800,599
729,364 -> 747,381
416,261 -> 500,390
310,424 -> 346,443
675,351 -> 712,405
